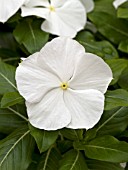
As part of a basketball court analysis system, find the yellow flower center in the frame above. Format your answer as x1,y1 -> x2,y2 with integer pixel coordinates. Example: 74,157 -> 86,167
49,6 -> 55,12
60,82 -> 68,90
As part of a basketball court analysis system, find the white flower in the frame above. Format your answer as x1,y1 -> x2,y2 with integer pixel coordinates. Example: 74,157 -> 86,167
0,0 -> 26,23
80,0 -> 94,13
21,0 -> 87,38
120,163 -> 127,168
113,0 -> 128,8
15,37 -> 113,130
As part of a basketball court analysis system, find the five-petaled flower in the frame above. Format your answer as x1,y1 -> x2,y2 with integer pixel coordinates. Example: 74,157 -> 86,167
16,37 -> 113,130
0,0 -> 94,38
113,0 -> 128,8
21,0 -> 94,38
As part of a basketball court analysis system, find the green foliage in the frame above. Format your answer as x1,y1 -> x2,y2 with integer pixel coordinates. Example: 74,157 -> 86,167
86,159 -> 124,170
0,107 -> 27,134
88,12 -> 128,45
105,89 -> 128,110
13,19 -> 49,54
60,128 -> 83,141
117,2 -> 128,18
37,148 -> 61,170
1,92 -> 24,108
95,107 -> 128,136
74,135 -> 128,162
0,61 -> 17,94
0,125 -> 35,170
118,67 -> 128,90
76,31 -> 118,60
29,124 -> 58,153
106,59 -> 127,85
59,150 -> 88,170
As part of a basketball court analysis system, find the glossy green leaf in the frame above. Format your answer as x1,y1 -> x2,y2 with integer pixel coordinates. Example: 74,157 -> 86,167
96,107 -> 128,136
118,67 -> 128,90
105,89 -> 128,110
0,32 -> 17,50
59,150 -> 88,170
76,31 -> 118,60
29,124 -> 58,153
0,61 -> 17,94
86,159 -> 124,170
13,19 -> 49,53
117,2 -> 128,18
57,140 -> 73,154
0,126 -> 35,170
118,39 -> 128,53
60,128 -> 83,141
106,59 -> 127,85
93,0 -> 116,16
74,135 -> 128,162
84,129 -> 97,143
37,148 -> 61,170
0,107 -> 27,134
0,48 -> 19,63
1,92 -> 24,108
81,40 -> 118,60
118,8 -> 128,18
88,12 -> 128,44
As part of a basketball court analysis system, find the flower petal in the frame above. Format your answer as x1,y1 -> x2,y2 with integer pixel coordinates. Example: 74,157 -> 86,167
16,52 -> 61,103
23,0 -> 49,7
64,89 -> 104,129
41,0 -> 86,37
21,6 -> 49,19
26,89 -> 71,130
0,0 -> 25,23
69,53 -> 113,94
51,0 -> 68,7
80,0 -> 94,13
38,37 -> 85,82
113,0 -> 127,8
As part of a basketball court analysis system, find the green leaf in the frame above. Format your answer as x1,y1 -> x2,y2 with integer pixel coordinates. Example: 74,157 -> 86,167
118,67 -> 128,90
118,39 -> 128,53
1,92 -> 24,108
60,128 -> 83,141
59,150 -> 88,170
57,140 -> 73,154
13,19 -> 49,53
29,124 -> 58,153
0,48 -> 19,63
117,2 -> 128,18
76,31 -> 118,60
84,129 -> 97,143
0,125 -> 35,170
74,135 -> 128,163
95,107 -> 128,136
86,159 -> 124,170
37,148 -> 61,170
118,8 -> 128,18
0,61 -> 17,94
0,32 -> 17,50
105,89 -> 128,110
106,59 -> 127,85
93,0 -> 116,16
88,12 -> 128,44
0,107 -> 27,134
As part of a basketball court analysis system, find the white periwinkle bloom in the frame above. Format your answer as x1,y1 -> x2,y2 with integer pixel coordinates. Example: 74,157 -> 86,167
21,0 -> 93,38
16,37 -> 113,130
113,0 -> 128,8
0,0 -> 26,23
80,0 -> 94,13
